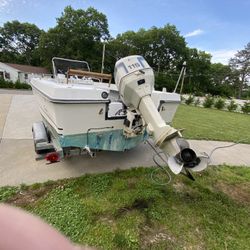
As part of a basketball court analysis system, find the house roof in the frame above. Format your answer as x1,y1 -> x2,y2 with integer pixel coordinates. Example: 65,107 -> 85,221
4,63 -> 49,74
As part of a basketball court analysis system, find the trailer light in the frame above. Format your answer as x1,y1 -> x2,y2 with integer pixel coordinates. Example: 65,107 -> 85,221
45,152 -> 60,163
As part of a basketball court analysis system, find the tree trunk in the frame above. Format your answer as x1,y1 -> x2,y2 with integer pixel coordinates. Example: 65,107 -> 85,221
238,74 -> 246,99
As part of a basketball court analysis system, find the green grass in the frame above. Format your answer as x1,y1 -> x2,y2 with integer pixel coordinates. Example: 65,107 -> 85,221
173,104 -> 250,143
1,166 -> 250,249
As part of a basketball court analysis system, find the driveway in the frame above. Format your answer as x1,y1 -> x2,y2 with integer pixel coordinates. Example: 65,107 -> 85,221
0,90 -> 250,186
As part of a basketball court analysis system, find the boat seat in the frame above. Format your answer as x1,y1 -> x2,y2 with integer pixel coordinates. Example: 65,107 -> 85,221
67,69 -> 112,83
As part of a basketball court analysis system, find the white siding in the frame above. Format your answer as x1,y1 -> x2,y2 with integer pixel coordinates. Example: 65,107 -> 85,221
18,72 -> 26,83
0,63 -> 51,84
0,62 -> 19,82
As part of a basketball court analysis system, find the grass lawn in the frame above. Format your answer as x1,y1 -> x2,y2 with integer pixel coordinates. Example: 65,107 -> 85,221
1,166 -> 250,249
173,105 -> 250,144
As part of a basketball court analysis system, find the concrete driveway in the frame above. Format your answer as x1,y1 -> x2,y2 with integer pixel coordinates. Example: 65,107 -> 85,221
0,90 -> 250,186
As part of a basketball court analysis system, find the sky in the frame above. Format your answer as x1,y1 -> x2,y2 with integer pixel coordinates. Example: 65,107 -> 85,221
0,0 -> 249,64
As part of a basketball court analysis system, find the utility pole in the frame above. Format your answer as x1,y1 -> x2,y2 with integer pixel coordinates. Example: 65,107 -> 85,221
101,43 -> 106,73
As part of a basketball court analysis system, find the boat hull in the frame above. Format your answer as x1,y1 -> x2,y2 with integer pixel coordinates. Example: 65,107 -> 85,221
31,77 -> 180,152
32,80 -> 125,136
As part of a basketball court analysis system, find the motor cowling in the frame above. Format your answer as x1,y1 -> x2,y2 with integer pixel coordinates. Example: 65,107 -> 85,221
114,55 -> 154,108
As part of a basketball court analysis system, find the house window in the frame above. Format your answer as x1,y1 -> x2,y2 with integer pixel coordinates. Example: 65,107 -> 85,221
0,71 -> 3,79
25,73 -> 28,79
5,72 -> 10,79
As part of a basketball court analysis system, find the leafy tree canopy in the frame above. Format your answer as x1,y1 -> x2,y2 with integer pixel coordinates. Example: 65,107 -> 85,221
39,6 -> 110,70
106,24 -> 187,73
0,20 -> 43,65
229,43 -> 250,98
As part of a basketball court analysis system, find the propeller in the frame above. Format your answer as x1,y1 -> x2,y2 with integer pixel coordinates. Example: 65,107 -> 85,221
167,138 -> 209,176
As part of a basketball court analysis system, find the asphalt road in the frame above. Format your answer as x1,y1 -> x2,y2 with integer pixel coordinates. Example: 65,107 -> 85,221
0,89 -> 250,186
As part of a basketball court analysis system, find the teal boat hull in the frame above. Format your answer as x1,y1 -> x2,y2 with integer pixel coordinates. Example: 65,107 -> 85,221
58,129 -> 148,152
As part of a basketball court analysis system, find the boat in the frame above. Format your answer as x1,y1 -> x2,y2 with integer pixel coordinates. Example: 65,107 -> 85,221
31,56 -> 208,176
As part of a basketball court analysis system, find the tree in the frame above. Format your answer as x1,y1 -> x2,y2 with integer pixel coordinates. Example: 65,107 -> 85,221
105,25 -> 187,73
0,20 -> 43,65
144,25 -> 187,73
103,32 -> 143,73
229,42 -> 250,98
184,48 -> 212,94
39,6 -> 110,70
209,63 -> 234,97
104,24 -> 188,89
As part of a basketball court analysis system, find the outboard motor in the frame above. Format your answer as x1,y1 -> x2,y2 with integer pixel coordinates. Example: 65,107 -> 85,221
114,55 -> 208,175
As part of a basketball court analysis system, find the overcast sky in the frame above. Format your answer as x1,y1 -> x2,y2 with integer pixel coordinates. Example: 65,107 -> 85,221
0,0 -> 249,64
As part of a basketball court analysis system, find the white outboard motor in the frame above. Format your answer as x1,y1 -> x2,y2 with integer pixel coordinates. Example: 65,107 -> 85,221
114,55 -> 208,175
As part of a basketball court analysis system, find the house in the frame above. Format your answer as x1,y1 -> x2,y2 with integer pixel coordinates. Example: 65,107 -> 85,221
0,62 -> 50,84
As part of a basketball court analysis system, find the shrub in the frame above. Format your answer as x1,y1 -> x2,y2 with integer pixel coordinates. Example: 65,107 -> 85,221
185,95 -> 194,105
194,91 -> 204,96
14,81 -> 31,89
0,78 -> 31,90
214,98 -> 226,110
241,102 -> 250,114
241,90 -> 250,100
194,98 -> 200,106
227,100 -> 238,112
0,78 -> 14,88
203,95 -> 214,108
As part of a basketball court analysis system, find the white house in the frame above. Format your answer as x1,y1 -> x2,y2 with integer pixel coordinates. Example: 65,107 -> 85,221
0,62 -> 50,84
